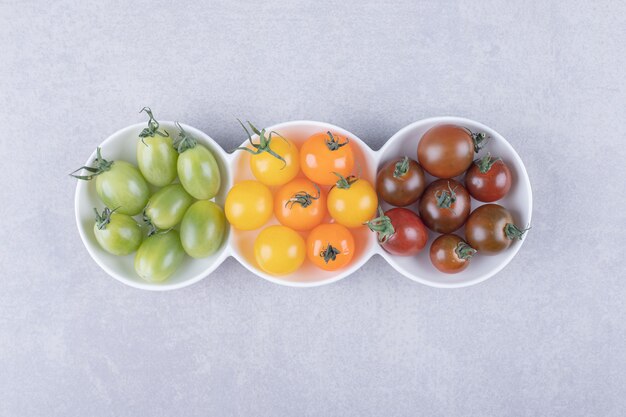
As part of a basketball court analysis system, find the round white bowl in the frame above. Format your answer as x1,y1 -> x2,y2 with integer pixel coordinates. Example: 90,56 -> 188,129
74,117 -> 531,290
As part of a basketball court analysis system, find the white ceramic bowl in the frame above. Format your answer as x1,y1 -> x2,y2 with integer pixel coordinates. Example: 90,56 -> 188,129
74,117 -> 531,290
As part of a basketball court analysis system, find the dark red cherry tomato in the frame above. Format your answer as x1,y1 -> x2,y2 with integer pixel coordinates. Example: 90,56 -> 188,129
417,124 -> 488,178
429,234 -> 476,274
418,179 -> 471,233
465,203 -> 528,255
465,154 -> 512,202
376,156 -> 426,207
365,207 -> 428,256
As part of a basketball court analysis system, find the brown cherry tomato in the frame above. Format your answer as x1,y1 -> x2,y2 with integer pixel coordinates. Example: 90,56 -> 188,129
429,234 -> 476,274
376,156 -> 426,207
464,203 -> 528,255
417,124 -> 487,178
365,207 -> 428,256
465,154 -> 512,202
418,179 -> 471,233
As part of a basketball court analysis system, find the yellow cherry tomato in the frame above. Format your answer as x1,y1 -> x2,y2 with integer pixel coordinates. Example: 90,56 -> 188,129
236,120 -> 299,186
254,226 -> 305,275
225,180 -> 273,230
327,174 -> 378,228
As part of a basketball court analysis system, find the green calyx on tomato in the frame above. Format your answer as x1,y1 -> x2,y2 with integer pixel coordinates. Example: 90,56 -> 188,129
286,182 -> 321,209
235,119 -> 288,167
333,172 -> 358,189
365,207 -> 395,243
475,153 -> 501,174
70,147 -> 113,180
324,131 -> 349,151
393,156 -> 410,178
94,207 -> 117,230
435,182 -> 457,209
173,122 -> 198,153
320,243 -> 341,264
465,128 -> 489,153
504,223 -> 530,240
138,107 -> 169,141
455,241 -> 477,260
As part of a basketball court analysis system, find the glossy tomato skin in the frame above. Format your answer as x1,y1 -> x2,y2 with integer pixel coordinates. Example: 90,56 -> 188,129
136,133 -> 178,187
177,145 -> 221,200
95,161 -> 150,216
144,184 -> 194,230
429,234 -> 474,274
225,180 -> 273,231
377,208 -> 428,256
180,201 -> 227,258
254,226 -> 305,275
134,230 -> 185,282
465,203 -> 514,255
376,157 -> 426,207
418,179 -> 471,233
274,179 -> 327,231
417,124 -> 475,178
248,137 -> 299,186
327,178 -> 378,228
465,158 -> 512,202
93,212 -> 143,256
300,132 -> 355,186
306,223 -> 355,271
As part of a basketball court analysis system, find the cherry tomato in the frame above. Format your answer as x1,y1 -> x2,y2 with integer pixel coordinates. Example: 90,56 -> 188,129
306,223 -> 355,271
136,107 -> 178,186
93,207 -> 143,256
327,174 -> 378,228
274,179 -> 327,231
71,148 -> 149,216
180,201 -> 227,258
225,180 -> 273,231
300,131 -> 355,186
465,153 -> 512,202
174,123 -> 221,200
429,234 -> 476,274
417,124 -> 487,178
366,207 -> 428,256
254,226 -> 305,275
418,179 -> 471,233
237,120 -> 299,186
376,156 -> 426,207
143,184 -> 194,232
465,203 -> 528,255
134,230 -> 185,282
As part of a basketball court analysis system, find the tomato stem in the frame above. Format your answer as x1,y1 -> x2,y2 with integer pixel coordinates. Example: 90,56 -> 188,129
234,119 -> 288,168
365,207 -> 395,243
286,183 -> 321,209
393,156 -> 410,178
70,147 -> 113,180
320,243 -> 341,264
475,153 -> 501,173
470,131 -> 489,153
435,182 -> 457,209
173,122 -> 198,153
324,131 -> 349,151
94,207 -> 117,230
138,107 -> 169,142
455,241 -> 477,260
333,172 -> 358,189
504,223 -> 530,240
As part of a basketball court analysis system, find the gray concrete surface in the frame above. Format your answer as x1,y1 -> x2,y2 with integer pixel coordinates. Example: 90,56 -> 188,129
1,1 -> 625,416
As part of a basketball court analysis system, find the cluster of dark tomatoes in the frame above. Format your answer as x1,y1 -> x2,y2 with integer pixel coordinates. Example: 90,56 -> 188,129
367,124 -> 528,274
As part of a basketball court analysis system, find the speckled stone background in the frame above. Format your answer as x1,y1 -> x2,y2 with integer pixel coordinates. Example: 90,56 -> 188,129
1,1 -> 625,416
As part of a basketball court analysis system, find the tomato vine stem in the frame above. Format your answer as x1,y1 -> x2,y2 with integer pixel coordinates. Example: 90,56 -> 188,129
393,156 -> 410,178
70,147 -> 113,180
365,207 -> 395,243
332,172 -> 358,189
455,241 -> 477,259
235,119 -> 288,168
286,183 -> 321,209
475,153 -> 501,173
504,223 -> 530,240
435,182 -> 457,209
173,122 -> 198,153
324,131 -> 349,151
320,244 -> 341,264
139,107 -> 169,143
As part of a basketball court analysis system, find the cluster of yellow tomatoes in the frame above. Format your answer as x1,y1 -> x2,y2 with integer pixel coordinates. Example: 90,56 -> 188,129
224,122 -> 378,276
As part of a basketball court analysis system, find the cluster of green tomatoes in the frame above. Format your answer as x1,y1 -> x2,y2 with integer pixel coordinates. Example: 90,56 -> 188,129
72,109 -> 226,282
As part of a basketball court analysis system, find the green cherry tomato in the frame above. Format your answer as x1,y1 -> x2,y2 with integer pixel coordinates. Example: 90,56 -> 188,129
93,208 -> 143,256
136,108 -> 178,186
134,230 -> 185,282
144,184 -> 194,231
174,123 -> 221,199
180,201 -> 227,258
72,148 -> 150,216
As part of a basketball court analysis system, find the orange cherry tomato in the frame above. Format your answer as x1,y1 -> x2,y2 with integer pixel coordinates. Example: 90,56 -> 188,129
300,131 -> 355,186
306,223 -> 355,271
274,178 -> 327,231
